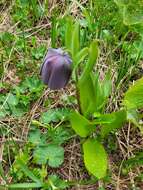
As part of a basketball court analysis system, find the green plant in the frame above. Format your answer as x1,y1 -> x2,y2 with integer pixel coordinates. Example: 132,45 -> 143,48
1,1 -> 143,189
8,158 -> 69,189
65,20 -> 143,179
0,125 -> 71,189
0,76 -> 44,119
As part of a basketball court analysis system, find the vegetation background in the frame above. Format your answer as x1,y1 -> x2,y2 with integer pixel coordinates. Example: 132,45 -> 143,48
0,0 -> 143,189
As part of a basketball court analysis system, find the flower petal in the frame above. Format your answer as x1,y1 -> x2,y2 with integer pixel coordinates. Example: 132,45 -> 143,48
48,58 -> 71,90
40,48 -> 72,90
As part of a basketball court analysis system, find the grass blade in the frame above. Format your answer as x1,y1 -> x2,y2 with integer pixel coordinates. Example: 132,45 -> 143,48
16,159 -> 40,183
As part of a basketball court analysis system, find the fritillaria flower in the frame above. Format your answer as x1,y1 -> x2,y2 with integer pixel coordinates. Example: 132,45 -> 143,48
40,48 -> 72,90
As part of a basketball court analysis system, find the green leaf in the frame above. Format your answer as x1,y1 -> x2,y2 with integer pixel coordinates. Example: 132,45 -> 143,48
71,22 -> 80,57
77,41 -> 99,116
32,45 -> 46,60
123,151 -> 143,168
7,93 -> 19,106
100,110 -> 127,137
78,74 -> 96,117
40,110 -> 58,124
80,40 -> 98,82
16,159 -> 40,183
11,107 -> 26,118
65,17 -> 73,50
28,128 -> 42,145
83,138 -> 107,179
92,71 -> 112,111
0,111 -> 7,119
40,108 -> 69,124
47,127 -> 70,145
24,76 -> 43,93
91,72 -> 103,111
127,109 -> 139,127
123,77 -> 143,109
126,109 -> 143,132
48,175 -> 69,189
33,144 -> 64,167
6,183 -> 42,189
70,111 -> 95,137
78,71 -> 111,117
82,8 -> 94,31
102,72 -> 112,99
74,47 -> 89,70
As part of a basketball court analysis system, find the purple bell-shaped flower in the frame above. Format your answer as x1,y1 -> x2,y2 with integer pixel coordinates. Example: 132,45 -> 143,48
40,48 -> 72,90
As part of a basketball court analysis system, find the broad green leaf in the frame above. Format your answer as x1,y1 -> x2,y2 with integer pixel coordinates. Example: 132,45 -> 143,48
83,138 -> 107,179
71,22 -> 80,57
100,110 -> 127,137
33,144 -> 64,167
70,111 -> 95,137
123,77 -> 143,109
77,43 -> 99,116
80,40 -> 98,82
78,74 -> 96,117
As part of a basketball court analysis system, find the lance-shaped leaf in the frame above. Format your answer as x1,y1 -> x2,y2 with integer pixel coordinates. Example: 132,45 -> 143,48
80,40 -> 99,82
74,47 -> 89,71
77,41 -> 99,116
65,17 -> 73,50
71,22 -> 80,57
78,74 -> 96,117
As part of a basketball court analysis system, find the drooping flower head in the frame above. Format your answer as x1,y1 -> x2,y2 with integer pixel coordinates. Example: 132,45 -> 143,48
40,48 -> 72,90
